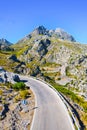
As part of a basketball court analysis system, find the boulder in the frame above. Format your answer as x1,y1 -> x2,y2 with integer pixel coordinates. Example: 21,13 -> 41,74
12,75 -> 20,82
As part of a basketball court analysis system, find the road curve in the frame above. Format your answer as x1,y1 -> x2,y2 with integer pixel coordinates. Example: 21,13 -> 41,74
20,76 -> 75,130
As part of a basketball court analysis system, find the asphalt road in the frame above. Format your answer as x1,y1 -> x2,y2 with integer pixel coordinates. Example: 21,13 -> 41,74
20,76 -> 75,130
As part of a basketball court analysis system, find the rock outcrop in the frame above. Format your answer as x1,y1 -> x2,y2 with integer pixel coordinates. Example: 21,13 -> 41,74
0,38 -> 13,51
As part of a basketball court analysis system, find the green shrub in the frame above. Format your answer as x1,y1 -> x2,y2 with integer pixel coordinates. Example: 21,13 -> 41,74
13,82 -> 25,90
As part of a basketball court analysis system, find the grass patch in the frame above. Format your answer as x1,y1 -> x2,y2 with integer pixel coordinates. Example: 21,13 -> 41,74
44,72 -> 60,77
41,62 -> 61,67
0,51 -> 19,72
12,82 -> 25,91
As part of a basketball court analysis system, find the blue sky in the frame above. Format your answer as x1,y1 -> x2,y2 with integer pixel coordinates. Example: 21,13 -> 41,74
0,0 -> 87,43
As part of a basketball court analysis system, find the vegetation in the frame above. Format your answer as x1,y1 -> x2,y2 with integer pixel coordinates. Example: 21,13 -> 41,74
81,113 -> 87,126
12,82 -> 25,90
0,51 -> 19,72
41,62 -> 61,67
49,80 -> 87,129
43,72 -> 61,80
50,81 -> 87,113
0,82 -> 31,104
0,90 -> 3,95
19,90 -> 30,99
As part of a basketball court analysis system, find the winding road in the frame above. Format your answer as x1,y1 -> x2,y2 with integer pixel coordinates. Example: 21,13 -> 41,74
20,76 -> 75,130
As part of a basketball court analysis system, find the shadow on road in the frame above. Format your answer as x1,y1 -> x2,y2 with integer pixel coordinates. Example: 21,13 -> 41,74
20,80 -> 28,83
32,107 -> 38,110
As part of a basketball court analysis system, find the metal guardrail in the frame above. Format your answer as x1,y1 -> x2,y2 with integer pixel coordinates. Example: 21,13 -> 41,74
36,78 -> 80,130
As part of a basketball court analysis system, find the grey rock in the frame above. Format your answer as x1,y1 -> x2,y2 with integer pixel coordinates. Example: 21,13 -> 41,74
54,28 -> 76,42
0,77 -> 4,83
12,75 -> 20,82
31,26 -> 48,36
37,39 -> 51,57
19,26 -> 76,42
0,38 -> 12,45
0,38 -> 13,51
0,67 -> 6,73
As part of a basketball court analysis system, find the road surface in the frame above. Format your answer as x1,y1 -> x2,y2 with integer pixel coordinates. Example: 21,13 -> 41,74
20,76 -> 75,130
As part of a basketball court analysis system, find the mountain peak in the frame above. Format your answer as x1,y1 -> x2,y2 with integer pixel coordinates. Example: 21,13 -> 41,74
0,38 -> 13,51
48,28 -> 76,42
55,28 -> 65,33
31,25 -> 48,35
0,38 -> 12,45
54,28 -> 76,42
22,26 -> 76,42
36,25 -> 46,30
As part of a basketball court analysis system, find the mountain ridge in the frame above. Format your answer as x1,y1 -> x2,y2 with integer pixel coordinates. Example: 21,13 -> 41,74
17,26 -> 76,44
0,38 -> 13,51
0,38 -> 12,45
0,26 -> 87,97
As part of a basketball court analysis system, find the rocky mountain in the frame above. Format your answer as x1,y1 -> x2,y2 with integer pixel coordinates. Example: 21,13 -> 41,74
49,28 -> 76,42
0,26 -> 87,97
0,26 -> 87,129
18,26 -> 76,43
0,38 -> 13,51
0,38 -> 12,45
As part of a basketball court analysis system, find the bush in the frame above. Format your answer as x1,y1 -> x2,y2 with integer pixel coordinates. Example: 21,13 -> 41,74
14,95 -> 20,102
19,90 -> 29,99
0,90 -> 3,95
13,82 -> 25,90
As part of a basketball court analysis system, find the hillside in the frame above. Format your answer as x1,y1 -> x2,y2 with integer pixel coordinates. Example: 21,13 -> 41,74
0,26 -> 87,96
11,26 -> 87,95
0,26 -> 87,128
